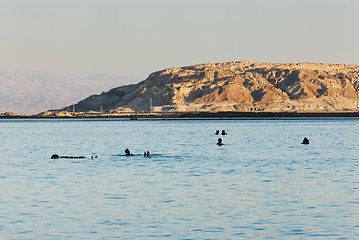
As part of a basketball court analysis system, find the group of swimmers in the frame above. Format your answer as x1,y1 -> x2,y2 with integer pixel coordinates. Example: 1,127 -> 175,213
51,130 -> 310,159
215,129 -> 310,146
51,150 -> 149,159
216,129 -> 227,146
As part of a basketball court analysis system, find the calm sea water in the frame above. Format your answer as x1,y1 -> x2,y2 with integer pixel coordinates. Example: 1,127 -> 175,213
0,118 -> 358,239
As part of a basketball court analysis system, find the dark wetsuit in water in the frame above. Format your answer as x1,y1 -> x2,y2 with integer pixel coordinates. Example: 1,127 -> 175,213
125,149 -> 134,156
217,138 -> 224,146
301,137 -> 310,144
51,154 -> 85,159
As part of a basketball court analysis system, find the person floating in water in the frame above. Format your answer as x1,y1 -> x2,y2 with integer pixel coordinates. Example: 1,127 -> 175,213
125,148 -> 134,156
51,154 -> 85,159
221,130 -> 227,135
144,151 -> 150,157
215,130 -> 219,135
301,137 -> 310,144
217,138 -> 224,146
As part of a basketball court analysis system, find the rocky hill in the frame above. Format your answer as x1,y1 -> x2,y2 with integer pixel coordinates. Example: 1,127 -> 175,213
69,61 -> 359,113
0,69 -> 138,114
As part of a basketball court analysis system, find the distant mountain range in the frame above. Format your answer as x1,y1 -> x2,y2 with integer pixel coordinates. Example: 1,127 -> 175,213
69,61 -> 359,113
0,68 -> 139,114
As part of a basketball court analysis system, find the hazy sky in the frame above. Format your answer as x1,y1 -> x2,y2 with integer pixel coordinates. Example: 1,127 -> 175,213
0,0 -> 358,80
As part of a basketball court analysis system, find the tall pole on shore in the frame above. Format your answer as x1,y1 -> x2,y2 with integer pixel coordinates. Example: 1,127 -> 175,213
357,90 -> 358,112
149,98 -> 152,113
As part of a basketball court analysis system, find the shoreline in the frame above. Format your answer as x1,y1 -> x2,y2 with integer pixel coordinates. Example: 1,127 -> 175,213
1,111 -> 359,119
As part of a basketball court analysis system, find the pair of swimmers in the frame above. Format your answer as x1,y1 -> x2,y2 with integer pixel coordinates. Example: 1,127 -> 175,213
215,130 -> 227,135
124,148 -> 150,156
216,137 -> 310,146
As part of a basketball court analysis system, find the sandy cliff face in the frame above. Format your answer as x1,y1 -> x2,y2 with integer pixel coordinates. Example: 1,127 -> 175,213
71,61 -> 359,112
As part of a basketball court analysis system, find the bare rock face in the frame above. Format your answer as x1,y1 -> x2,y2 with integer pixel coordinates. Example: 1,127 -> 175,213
0,112 -> 19,117
69,61 -> 359,112
37,110 -> 74,117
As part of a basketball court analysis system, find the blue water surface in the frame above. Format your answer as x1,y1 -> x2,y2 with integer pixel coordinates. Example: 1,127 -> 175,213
0,118 -> 358,239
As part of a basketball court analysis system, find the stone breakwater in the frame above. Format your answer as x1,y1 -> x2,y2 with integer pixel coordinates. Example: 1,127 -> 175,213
67,61 -> 359,113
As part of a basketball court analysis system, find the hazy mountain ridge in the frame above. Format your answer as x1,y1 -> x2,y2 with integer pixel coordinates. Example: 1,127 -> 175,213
71,61 -> 359,113
0,68 -> 138,114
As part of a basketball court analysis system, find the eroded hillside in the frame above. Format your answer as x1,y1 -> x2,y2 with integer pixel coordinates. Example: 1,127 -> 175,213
71,61 -> 359,112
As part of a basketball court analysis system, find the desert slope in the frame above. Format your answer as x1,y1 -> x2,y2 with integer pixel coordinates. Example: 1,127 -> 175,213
69,61 -> 359,113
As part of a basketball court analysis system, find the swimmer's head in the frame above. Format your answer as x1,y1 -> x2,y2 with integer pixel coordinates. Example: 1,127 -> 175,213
125,148 -> 131,155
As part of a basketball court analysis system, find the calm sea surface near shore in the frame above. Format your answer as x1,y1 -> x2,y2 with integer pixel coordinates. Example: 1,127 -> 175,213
0,118 -> 358,239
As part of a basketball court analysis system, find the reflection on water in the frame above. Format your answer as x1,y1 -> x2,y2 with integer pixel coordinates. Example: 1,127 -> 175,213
0,118 -> 358,239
